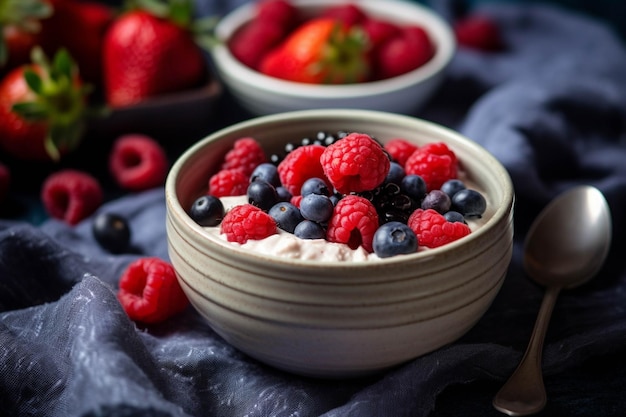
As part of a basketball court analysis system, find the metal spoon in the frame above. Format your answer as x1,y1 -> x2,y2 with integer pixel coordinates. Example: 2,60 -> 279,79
493,185 -> 612,416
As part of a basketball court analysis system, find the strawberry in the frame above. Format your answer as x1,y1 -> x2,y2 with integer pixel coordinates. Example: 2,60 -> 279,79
0,0 -> 52,72
375,25 -> 434,80
229,20 -> 285,70
102,0 -> 209,107
320,3 -> 367,27
454,14 -> 503,51
259,17 -> 371,84
38,0 -> 115,88
0,48 -> 93,161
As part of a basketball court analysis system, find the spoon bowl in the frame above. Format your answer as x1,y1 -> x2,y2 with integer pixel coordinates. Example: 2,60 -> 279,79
493,185 -> 612,416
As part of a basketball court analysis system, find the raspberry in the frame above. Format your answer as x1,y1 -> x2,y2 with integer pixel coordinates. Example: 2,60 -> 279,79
221,137 -> 267,177
117,257 -> 189,324
220,204 -> 277,244
326,195 -> 379,253
384,138 -> 418,166
320,132 -> 390,194
404,142 -> 458,191
408,208 -> 471,248
454,14 -> 503,51
209,169 -> 249,197
41,169 -> 103,225
109,134 -> 169,191
0,162 -> 10,204
277,144 -> 330,196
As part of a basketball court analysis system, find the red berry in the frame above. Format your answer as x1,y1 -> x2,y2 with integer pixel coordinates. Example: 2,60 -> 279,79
229,19 -> 285,70
220,204 -> 277,244
117,257 -> 189,324
384,138 -> 418,167
0,162 -> 10,203
375,25 -> 434,79
404,142 -> 458,191
221,137 -> 267,177
277,144 -> 330,196
320,3 -> 367,26
320,132 -> 390,194
326,195 -> 379,253
109,134 -> 169,192
256,0 -> 298,29
454,14 -> 503,51
408,208 -> 471,248
41,169 -> 103,225
362,17 -> 401,51
209,169 -> 249,197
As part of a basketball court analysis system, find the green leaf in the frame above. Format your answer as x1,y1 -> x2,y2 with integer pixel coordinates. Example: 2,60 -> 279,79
43,133 -> 61,162
23,69 -> 44,94
0,28 -> 7,66
12,101 -> 49,121
52,48 -> 74,80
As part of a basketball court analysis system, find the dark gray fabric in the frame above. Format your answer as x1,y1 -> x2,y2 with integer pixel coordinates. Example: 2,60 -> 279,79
2,2 -> 626,416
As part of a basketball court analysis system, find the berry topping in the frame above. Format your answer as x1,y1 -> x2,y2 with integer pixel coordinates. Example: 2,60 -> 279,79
220,204 -> 277,244
408,208 -> 471,248
209,169 -> 249,197
277,144 -> 329,196
189,195 -> 225,227
250,162 -> 281,187
300,177 -> 331,196
441,179 -> 467,199
421,189 -> 452,214
41,169 -> 103,225
247,180 -> 279,211
269,201 -> 303,233
384,138 -> 418,166
299,193 -> 334,223
294,220 -> 326,240
404,142 -> 458,191
221,137 -> 267,176
108,134 -> 169,192
372,221 -> 418,258
451,188 -> 487,218
92,212 -> 131,254
400,174 -> 427,202
320,132 -> 390,194
326,195 -> 379,252
117,257 -> 189,324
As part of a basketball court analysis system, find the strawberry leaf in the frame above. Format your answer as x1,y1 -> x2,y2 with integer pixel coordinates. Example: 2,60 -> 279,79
23,69 -> 43,94
12,102 -> 48,120
52,49 -> 73,81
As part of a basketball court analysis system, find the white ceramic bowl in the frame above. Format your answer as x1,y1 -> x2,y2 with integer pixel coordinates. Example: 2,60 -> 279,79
165,109 -> 514,378
210,0 -> 456,116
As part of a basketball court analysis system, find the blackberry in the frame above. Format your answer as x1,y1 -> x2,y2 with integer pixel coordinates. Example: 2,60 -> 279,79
269,130 -> 348,165
358,182 -> 417,225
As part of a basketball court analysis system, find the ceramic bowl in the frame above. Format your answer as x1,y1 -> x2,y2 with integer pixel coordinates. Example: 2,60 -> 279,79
210,0 -> 456,116
165,109 -> 514,378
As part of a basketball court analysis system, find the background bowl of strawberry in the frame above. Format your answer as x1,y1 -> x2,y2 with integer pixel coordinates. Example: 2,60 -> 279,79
210,0 -> 456,116
165,108 -> 514,378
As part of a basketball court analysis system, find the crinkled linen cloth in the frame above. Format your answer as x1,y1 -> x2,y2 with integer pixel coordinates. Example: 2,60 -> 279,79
2,2 -> 626,416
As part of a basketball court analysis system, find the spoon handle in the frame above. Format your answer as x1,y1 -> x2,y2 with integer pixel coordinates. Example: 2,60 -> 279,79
493,286 -> 561,416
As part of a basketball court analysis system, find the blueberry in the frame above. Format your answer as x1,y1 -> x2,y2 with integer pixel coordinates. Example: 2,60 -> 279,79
300,177 -> 330,196
268,202 -> 303,233
401,174 -> 427,201
441,179 -> 466,198
299,193 -> 334,223
189,195 -> 224,227
372,221 -> 418,258
444,210 -> 467,224
452,189 -> 487,217
330,193 -> 342,206
276,186 -> 292,202
92,212 -> 131,254
294,220 -> 326,240
250,163 -> 280,187
247,180 -> 279,211
385,162 -> 405,185
421,190 -> 451,214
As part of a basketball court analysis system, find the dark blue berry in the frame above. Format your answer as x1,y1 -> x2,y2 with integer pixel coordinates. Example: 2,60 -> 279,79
250,163 -> 280,187
444,210 -> 467,224
294,220 -> 326,240
268,202 -> 303,233
330,193 -> 342,206
421,190 -> 451,214
92,212 -> 132,254
247,180 -> 279,211
189,195 -> 224,227
301,177 -> 330,196
401,174 -> 427,201
299,193 -> 334,223
452,189 -> 487,217
372,221 -> 418,258
385,162 -> 406,185
276,186 -> 292,202
441,179 -> 466,198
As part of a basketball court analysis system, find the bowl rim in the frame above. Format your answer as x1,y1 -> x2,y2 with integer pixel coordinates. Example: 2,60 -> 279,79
165,109 -> 515,268
210,0 -> 456,99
